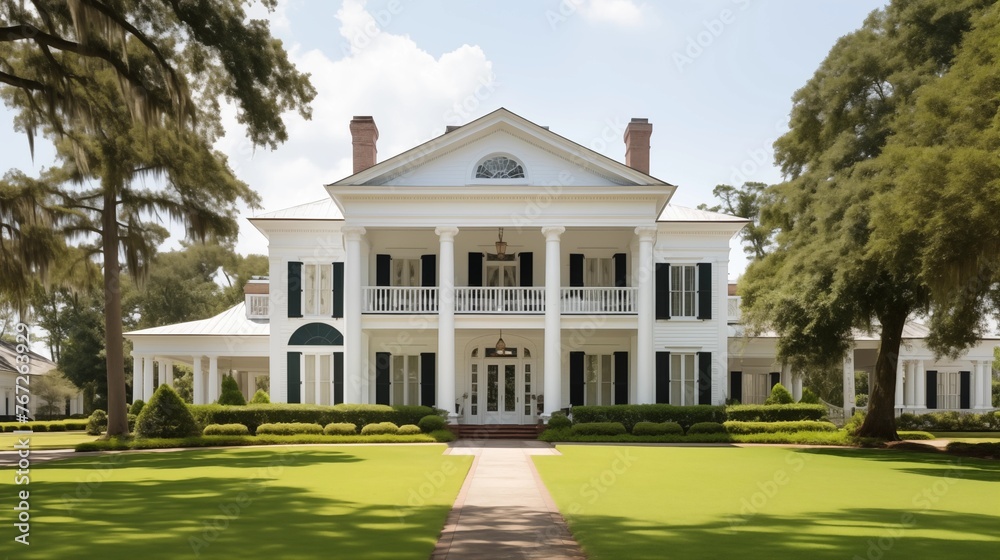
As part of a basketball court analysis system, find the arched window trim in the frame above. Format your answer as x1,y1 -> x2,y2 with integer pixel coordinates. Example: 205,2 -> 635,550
288,322 -> 344,346
474,154 -> 526,179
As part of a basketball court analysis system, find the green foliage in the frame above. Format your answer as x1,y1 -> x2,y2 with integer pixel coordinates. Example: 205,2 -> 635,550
571,404 -> 726,432
75,433 -> 437,451
250,389 -> 270,404
30,370 -> 78,419
56,291 -> 108,411
129,400 -> 145,416
546,413 -> 572,430
172,369 -> 194,404
127,413 -> 137,432
723,421 -> 839,434
631,421 -> 683,436
764,383 -> 794,405
323,423 -> 357,436
418,414 -> 446,433
203,423 -> 250,436
799,388 -> 820,404
896,412 -> 1000,432
86,409 -> 107,436
945,441 -> 1000,459
46,422 -> 66,432
0,420 -> 88,432
725,404 -> 827,422
845,412 -> 867,434
687,422 -> 727,434
698,182 -> 775,259
361,422 -> 399,436
993,380 -> 1000,408
856,394 -> 870,407
135,385 -> 200,439
571,422 -> 627,436
188,403 -> 436,434
398,424 -> 422,435
217,374 -> 246,406
856,372 -> 870,396
31,423 -> 49,432
255,422 -> 323,436
430,429 -> 456,443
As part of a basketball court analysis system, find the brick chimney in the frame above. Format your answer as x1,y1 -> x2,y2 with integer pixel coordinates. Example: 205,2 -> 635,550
350,116 -> 379,174
623,118 -> 652,175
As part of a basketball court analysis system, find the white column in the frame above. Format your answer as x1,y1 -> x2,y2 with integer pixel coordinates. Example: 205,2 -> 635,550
904,360 -> 916,407
780,362 -> 792,390
143,355 -> 154,401
133,355 -> 144,401
161,359 -> 174,387
542,226 -> 565,418
984,361 -> 994,409
894,357 -> 904,409
635,226 -> 656,404
973,361 -> 986,409
192,356 -> 205,405
208,356 -> 219,403
343,225 -> 366,404
843,350 -> 855,412
435,226 -> 459,419
915,359 -> 926,409
792,374 -> 803,402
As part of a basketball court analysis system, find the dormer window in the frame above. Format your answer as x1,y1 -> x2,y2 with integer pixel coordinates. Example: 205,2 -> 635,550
475,155 -> 525,179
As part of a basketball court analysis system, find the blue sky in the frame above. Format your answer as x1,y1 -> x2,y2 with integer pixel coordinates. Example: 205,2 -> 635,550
0,0 -> 887,279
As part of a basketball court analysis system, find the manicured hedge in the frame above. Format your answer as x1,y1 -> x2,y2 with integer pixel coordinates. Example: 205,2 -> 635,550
75,433 -> 440,451
187,403 -> 439,434
361,422 -> 399,435
896,411 -> 1000,432
418,415 -> 446,433
323,422 -> 357,435
256,422 -> 323,435
724,420 -> 838,434
398,424 -> 422,435
571,422 -> 627,436
687,422 -> 727,434
725,404 -> 826,422
547,413 -> 572,430
631,421 -> 683,436
571,404 -> 726,431
945,441 -> 1000,459
203,423 -> 251,436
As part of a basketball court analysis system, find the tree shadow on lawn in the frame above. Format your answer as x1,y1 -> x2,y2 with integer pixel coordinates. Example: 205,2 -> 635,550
38,447 -> 363,471
794,448 -> 1000,482
565,507 -> 1000,560
25,452 -> 449,560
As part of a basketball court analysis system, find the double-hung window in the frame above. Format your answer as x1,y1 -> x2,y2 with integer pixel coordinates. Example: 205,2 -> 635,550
670,265 -> 697,317
303,264 -> 332,316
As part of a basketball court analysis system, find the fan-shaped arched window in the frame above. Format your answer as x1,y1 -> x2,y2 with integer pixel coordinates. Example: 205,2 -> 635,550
475,155 -> 525,179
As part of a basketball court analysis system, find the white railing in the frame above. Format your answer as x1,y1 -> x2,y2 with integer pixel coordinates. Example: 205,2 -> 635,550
560,287 -> 637,314
728,295 -> 742,323
455,287 -> 546,313
245,294 -> 269,319
364,287 -> 439,313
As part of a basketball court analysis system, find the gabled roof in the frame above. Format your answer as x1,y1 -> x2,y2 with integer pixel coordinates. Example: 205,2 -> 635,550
124,303 -> 269,337
0,340 -> 55,367
658,205 -> 750,223
251,199 -> 343,221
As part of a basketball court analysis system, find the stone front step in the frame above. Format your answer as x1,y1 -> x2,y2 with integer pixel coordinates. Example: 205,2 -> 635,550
450,424 -> 543,440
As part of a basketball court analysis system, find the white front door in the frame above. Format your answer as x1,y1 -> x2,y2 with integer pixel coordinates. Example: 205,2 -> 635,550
484,361 -> 520,424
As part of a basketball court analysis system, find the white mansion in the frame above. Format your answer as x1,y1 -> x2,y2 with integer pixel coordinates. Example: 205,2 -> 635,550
124,109 -> 997,423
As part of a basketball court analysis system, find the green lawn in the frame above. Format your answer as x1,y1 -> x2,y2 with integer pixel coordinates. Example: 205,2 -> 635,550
0,431 -> 96,449
932,432 -> 1000,442
5,445 -> 470,559
534,445 -> 1000,560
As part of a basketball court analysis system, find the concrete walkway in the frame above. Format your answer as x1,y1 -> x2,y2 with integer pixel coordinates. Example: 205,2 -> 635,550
432,440 -> 586,560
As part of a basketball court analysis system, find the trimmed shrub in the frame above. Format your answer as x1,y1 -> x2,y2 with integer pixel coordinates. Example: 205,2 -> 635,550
129,400 -> 145,416
398,424 -> 422,435
127,413 -> 137,432
571,422 -> 626,436
765,383 -> 794,405
250,389 -> 270,404
203,423 -> 251,436
799,388 -> 820,404
687,422 -> 727,434
845,411 -> 866,433
187,403 -> 436,434
47,422 -> 67,432
430,429 -> 455,443
32,423 -> 49,432
632,421 -> 683,436
64,420 -> 87,430
726,404 -> 826,422
724,420 -> 838,434
946,441 -> 1000,459
361,422 -> 399,435
547,413 -> 572,430
256,422 -> 323,435
418,414 -> 447,433
218,375 -> 247,406
571,404 -> 726,432
86,409 -> 108,435
135,385 -> 201,439
323,422 -> 357,436
896,411 -> 1000,432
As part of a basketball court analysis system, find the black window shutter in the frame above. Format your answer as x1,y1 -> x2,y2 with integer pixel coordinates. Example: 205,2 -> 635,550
926,371 -> 938,409
376,255 -> 392,287
468,252 -> 483,287
286,352 -> 301,404
697,352 -> 712,405
570,254 -> 585,288
421,254 -> 436,287
570,351 -> 585,406
614,351 -> 629,404
420,353 -> 436,407
655,352 -> 670,403
960,371 -> 971,409
655,263 -> 671,320
519,252 -> 533,287
375,352 -> 391,405
613,253 -> 627,287
697,262 -> 712,320
333,352 -> 344,405
332,262 -> 344,318
287,262 -> 303,318
769,372 -> 780,389
730,371 -> 743,403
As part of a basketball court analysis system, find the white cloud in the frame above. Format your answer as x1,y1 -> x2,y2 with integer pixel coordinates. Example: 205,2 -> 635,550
581,0 -> 646,27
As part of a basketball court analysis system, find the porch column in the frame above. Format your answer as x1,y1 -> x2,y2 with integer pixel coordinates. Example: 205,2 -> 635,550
542,226 -> 565,418
894,358 -> 904,409
208,356 -> 219,403
161,359 -> 174,388
780,362 -> 792,390
915,359 -> 926,408
792,374 -> 803,402
635,226 -> 656,404
974,361 -> 987,409
143,355 -> 155,401
192,356 -> 205,404
904,360 -> 916,408
436,226 -> 459,420
133,355 -> 144,401
984,360 -> 994,409
343,225 -> 367,404
843,350 -> 855,413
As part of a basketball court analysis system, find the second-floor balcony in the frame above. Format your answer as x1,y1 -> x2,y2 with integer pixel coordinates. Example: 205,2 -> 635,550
362,286 -> 638,315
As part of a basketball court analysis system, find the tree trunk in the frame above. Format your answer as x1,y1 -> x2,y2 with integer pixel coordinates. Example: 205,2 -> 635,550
855,308 -> 908,440
102,190 -> 129,437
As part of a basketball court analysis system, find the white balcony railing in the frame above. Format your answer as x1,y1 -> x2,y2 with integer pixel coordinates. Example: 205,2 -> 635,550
728,295 -> 742,323
364,287 -> 439,313
455,287 -> 546,313
560,287 -> 637,314
245,294 -> 269,319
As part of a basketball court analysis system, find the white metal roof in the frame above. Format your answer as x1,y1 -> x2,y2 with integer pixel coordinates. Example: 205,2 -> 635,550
658,205 -> 749,223
251,198 -> 344,220
124,303 -> 270,337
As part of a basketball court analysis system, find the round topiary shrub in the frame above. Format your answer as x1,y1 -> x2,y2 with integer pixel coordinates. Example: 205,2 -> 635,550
32,423 -> 49,432
323,422 -> 357,436
203,423 -> 251,436
47,423 -> 67,432
249,389 -> 270,404
218,374 -> 247,406
361,422 -> 399,435
547,413 -> 572,430
687,421 -> 727,434
418,415 -> 446,433
129,400 -> 145,416
256,422 -> 323,435
571,422 -> 627,436
86,409 -> 108,435
135,385 -> 201,439
765,383 -> 794,405
799,388 -> 820,404
632,421 -> 683,436
398,424 -> 422,435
